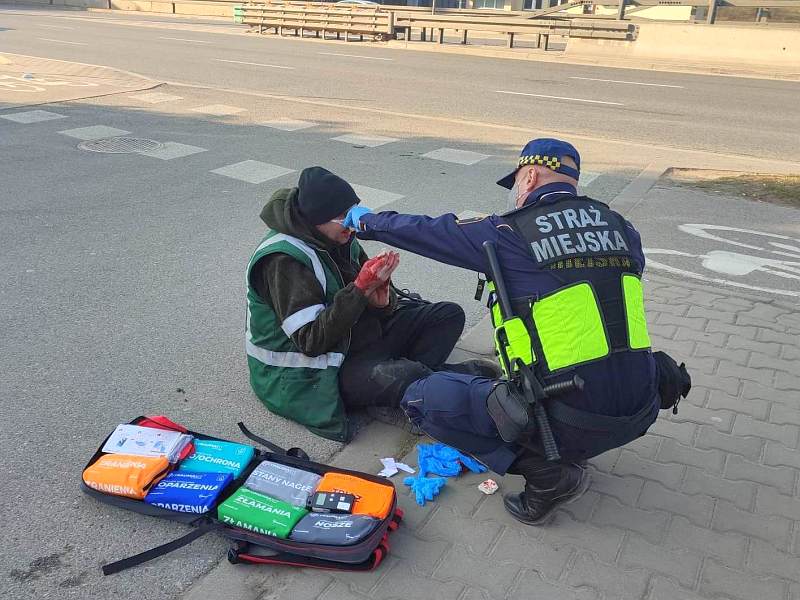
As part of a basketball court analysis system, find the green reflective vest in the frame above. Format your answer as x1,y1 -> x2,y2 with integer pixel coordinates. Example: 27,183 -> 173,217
246,231 -> 360,442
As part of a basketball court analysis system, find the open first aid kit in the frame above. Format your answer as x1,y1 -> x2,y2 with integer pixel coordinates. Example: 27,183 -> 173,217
81,417 -> 402,575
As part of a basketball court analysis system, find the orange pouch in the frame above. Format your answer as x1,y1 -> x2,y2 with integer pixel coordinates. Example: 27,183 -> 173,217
316,472 -> 394,519
82,454 -> 171,500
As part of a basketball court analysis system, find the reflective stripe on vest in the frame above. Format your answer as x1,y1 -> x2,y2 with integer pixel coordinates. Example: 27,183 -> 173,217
281,304 -> 325,337
253,233 -> 327,292
245,311 -> 344,370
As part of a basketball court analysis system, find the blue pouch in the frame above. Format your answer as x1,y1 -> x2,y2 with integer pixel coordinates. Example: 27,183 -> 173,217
177,439 -> 255,478
144,471 -> 233,514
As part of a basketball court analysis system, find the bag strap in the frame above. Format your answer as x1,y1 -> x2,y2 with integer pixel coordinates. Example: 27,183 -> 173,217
237,422 -> 309,460
102,521 -> 221,575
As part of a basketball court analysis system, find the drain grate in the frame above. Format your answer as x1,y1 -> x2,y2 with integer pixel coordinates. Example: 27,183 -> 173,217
78,137 -> 164,154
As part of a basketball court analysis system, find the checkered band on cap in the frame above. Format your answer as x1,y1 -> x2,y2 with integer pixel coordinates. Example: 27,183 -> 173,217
517,154 -> 562,170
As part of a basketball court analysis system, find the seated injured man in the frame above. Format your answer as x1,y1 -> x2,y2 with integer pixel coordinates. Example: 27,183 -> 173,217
245,166 -> 499,442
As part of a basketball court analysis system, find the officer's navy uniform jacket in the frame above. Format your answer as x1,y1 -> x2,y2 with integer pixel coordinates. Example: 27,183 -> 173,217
357,183 -> 660,473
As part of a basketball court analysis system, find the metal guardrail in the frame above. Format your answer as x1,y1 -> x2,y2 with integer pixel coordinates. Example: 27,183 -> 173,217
241,3 -> 394,39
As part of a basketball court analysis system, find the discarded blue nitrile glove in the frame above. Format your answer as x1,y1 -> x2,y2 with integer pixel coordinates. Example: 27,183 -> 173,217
417,443 -> 488,478
343,206 -> 373,231
403,475 -> 447,506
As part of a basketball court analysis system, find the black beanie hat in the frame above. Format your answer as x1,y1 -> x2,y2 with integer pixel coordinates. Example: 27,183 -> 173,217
295,166 -> 360,225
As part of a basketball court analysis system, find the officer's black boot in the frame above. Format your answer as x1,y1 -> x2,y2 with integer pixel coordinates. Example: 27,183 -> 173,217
503,463 -> 589,525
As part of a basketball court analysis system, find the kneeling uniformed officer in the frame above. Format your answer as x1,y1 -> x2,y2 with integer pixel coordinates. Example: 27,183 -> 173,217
344,139 -> 691,524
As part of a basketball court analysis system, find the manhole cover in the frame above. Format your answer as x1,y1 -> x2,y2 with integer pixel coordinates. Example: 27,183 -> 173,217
78,137 -> 164,154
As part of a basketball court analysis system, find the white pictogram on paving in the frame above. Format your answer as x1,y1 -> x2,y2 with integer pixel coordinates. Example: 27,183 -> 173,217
331,134 -> 398,148
128,92 -> 184,104
211,160 -> 295,184
190,105 -> 245,116
645,224 -> 800,298
350,184 -> 404,210
260,119 -> 317,131
137,142 -> 207,160
59,125 -> 131,140
422,148 -> 489,166
0,110 -> 66,124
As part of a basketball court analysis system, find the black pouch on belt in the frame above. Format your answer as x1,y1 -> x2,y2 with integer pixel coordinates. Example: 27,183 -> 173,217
487,382 -> 533,443
653,351 -> 692,413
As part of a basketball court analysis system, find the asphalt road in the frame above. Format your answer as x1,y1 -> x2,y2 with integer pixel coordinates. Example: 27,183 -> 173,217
2,7 -> 800,160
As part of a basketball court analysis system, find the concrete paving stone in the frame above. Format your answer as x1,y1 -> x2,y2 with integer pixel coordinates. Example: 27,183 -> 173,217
683,290 -> 727,308
421,148 -> 490,166
613,450 -> 684,488
688,305 -> 736,324
318,579 -> 372,600
738,303 -> 791,322
259,571 -> 334,600
749,351 -> 797,375
793,583 -> 800,600
137,141 -> 207,160
683,467 -> 755,511
588,447 -> 621,473
556,489 -> 600,523
694,341 -> 748,366
682,385 -> 710,408
210,160 -> 295,184
592,496 -> 669,544
764,441 -> 800,470
778,312 -> 800,330
651,338 -> 695,360
731,415 -> 798,447
689,372 -> 741,397
674,327 -> 725,347
587,469 -> 644,506
416,506 -> 503,555
0,109 -> 67,123
769,404 -> 800,427
189,104 -> 246,116
738,313 -> 792,333
58,125 -> 131,140
656,312 -> 708,331
782,344 -> 800,361
717,360 -> 775,387
741,381 -> 798,406
725,454 -> 797,494
386,529 -> 449,577
657,439 -> 725,474
755,486 -> 800,521
330,134 -> 398,148
749,539 -> 800,584
671,403 -> 734,432
648,418 -> 697,446
694,426 -> 763,461
565,552 -> 650,600
648,323 -> 678,340
434,545 -> 520,597
706,390 -> 769,420
706,320 -> 758,340
665,515 -> 748,567
508,569 -> 599,600
370,562 -> 464,600
700,559 -> 787,600
623,434 -> 661,460
648,576 -> 707,600
330,555 -> 395,595
578,170 -> 601,188
638,481 -> 714,527
127,91 -> 184,103
395,495 -> 437,532
728,335 -> 783,358
350,184 -> 404,210
543,512 -> 625,558
489,528 -> 573,579
648,301 -> 690,317
619,533 -> 700,588
775,371 -> 800,392
758,328 -> 799,345
259,119 -> 317,131
712,500 -> 792,549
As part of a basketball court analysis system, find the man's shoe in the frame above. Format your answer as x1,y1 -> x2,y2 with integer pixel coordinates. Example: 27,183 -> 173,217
366,406 -> 424,435
441,358 -> 503,379
503,464 -> 590,525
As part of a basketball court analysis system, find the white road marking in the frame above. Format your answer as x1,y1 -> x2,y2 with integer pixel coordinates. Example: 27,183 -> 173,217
128,91 -> 184,104
214,59 -> 295,70
318,52 -> 393,61
260,119 -> 317,131
351,184 -> 404,210
211,160 -> 295,184
189,104 -> 245,116
570,76 -> 684,89
0,110 -> 67,124
37,38 -> 87,46
58,125 -> 131,140
422,147 -> 489,166
38,24 -> 74,30
331,133 -> 398,148
495,90 -> 624,106
457,210 -> 489,221
159,36 -> 212,44
137,142 -> 207,160
579,170 -> 601,188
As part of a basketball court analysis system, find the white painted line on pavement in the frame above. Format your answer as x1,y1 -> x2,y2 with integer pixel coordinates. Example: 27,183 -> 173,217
569,76 -> 685,89
211,160 -> 295,184
318,52 -> 393,61
260,119 -> 317,131
128,92 -> 184,104
137,142 -> 207,160
351,184 -> 404,210
190,104 -> 246,116
38,24 -> 74,30
457,210 -> 489,221
495,90 -> 624,106
159,36 -> 212,44
0,110 -> 67,124
214,59 -> 295,70
422,147 -> 489,166
37,37 -> 87,46
579,170 -> 601,188
59,125 -> 131,140
331,133 -> 398,148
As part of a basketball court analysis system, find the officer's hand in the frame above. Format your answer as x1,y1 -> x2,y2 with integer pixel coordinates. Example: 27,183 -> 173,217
343,205 -> 373,231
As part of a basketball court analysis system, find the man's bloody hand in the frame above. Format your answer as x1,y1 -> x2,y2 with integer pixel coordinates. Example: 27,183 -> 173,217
354,251 -> 399,297
369,279 -> 391,308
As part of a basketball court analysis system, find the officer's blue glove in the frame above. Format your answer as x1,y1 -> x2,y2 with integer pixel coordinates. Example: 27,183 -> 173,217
417,443 -> 488,477
342,205 -> 373,231
403,475 -> 447,506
